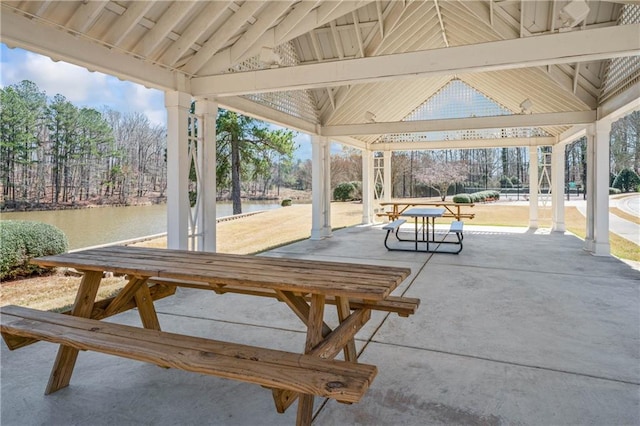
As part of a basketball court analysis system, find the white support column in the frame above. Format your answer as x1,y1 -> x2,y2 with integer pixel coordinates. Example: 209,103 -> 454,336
194,99 -> 218,252
594,120 -> 612,256
584,125 -> 596,252
310,135 -> 324,240
551,144 -> 566,233
165,91 -> 191,250
528,146 -> 539,229
383,149 -> 392,202
322,138 -> 332,238
361,149 -> 374,224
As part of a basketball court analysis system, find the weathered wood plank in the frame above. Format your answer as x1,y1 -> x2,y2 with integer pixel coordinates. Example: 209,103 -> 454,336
32,247 -> 411,301
133,283 -> 161,331
150,279 -> 420,317
335,296 -> 358,362
103,276 -> 148,318
1,306 -> 377,403
1,284 -> 176,350
45,270 -> 102,394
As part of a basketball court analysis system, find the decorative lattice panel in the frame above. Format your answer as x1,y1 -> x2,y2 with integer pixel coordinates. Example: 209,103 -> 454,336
600,5 -> 640,103
187,112 -> 203,251
374,156 -> 384,200
406,79 -> 512,120
227,42 -> 319,123
380,79 -> 550,143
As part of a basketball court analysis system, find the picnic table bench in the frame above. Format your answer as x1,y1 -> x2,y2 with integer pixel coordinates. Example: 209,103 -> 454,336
0,246 -> 415,425
379,200 -> 475,222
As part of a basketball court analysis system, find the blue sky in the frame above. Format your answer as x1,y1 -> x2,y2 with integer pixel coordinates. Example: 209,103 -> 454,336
1,43 -> 314,159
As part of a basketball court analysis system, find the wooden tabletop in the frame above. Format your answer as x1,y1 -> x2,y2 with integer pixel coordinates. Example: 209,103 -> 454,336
33,246 -> 411,301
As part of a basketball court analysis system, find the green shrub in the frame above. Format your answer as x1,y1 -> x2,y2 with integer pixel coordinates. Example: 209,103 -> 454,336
0,221 -> 68,280
349,181 -> 363,200
333,182 -> 356,201
452,194 -> 472,203
281,198 -> 292,207
499,176 -> 512,188
609,187 -> 621,195
612,168 -> 640,193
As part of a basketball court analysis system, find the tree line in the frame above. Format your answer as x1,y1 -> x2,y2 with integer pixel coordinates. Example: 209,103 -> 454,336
0,80 -> 299,212
2,80 -> 637,210
1,80 -> 166,208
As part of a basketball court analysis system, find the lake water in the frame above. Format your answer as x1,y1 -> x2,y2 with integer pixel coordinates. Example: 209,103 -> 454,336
1,202 -> 280,250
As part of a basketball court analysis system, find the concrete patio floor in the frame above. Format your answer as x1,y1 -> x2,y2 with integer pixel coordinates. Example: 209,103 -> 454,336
2,225 -> 639,425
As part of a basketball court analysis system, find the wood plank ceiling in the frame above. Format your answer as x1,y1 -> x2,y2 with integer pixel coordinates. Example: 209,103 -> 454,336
1,0 -> 635,147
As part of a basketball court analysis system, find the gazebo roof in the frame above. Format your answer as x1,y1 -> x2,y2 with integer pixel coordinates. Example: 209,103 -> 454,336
1,1 -> 638,148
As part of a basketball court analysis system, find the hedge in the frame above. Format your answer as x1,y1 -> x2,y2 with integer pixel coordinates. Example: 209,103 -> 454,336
453,190 -> 500,203
612,168 -> 640,193
0,220 -> 68,280
333,182 -> 357,201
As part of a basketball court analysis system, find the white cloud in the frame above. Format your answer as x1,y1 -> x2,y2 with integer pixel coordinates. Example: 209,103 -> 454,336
1,45 -> 166,126
127,83 -> 166,127
6,51 -> 110,103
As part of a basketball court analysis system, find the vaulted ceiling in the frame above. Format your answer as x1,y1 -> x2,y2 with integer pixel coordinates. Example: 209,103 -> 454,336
1,1 -> 639,149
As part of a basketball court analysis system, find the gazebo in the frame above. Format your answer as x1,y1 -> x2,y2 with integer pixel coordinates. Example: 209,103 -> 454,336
2,0 -> 638,256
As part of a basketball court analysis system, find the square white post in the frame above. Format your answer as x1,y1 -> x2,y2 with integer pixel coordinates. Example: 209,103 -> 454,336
165,91 -> 191,250
383,150 -> 392,202
311,135 -> 324,240
361,149 -> 374,224
322,137 -> 332,238
194,100 -> 218,252
594,120 -> 612,256
551,144 -> 565,233
584,125 -> 596,252
528,146 -> 539,229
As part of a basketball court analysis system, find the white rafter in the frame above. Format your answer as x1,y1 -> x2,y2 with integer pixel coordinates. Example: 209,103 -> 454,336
191,24 -> 640,97
322,111 -> 596,136
330,21 -> 345,59
197,0 -> 373,75
65,0 -> 108,34
352,11 -> 365,57
160,2 -> 230,68
183,1 -> 264,74
375,1 -> 385,38
0,10 -> 176,90
134,2 -> 197,59
375,137 -> 557,151
275,1 -> 323,43
457,1 -> 600,107
229,1 -> 294,64
433,0 -> 449,47
103,1 -> 154,47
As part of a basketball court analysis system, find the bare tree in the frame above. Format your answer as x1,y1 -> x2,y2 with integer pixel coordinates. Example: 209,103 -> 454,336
416,161 -> 468,201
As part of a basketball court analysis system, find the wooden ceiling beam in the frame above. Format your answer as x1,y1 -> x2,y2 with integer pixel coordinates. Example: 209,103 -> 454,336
198,1 -> 373,75
1,10 -> 176,91
321,111 -> 597,136
191,24 -> 640,97
103,1 -> 154,47
160,2 -> 230,67
183,1 -> 265,74
135,2 -> 197,59
65,0 -> 108,34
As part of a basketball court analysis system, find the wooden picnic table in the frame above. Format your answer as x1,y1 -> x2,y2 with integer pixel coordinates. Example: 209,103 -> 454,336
1,246 -> 415,426
379,200 -> 475,221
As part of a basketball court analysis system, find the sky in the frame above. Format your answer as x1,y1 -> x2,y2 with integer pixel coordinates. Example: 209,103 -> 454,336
0,43 -> 314,159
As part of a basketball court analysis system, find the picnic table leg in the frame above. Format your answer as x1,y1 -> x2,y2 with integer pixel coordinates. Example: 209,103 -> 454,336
45,270 -> 102,394
134,282 -> 161,331
335,296 -> 357,362
296,294 -> 325,426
